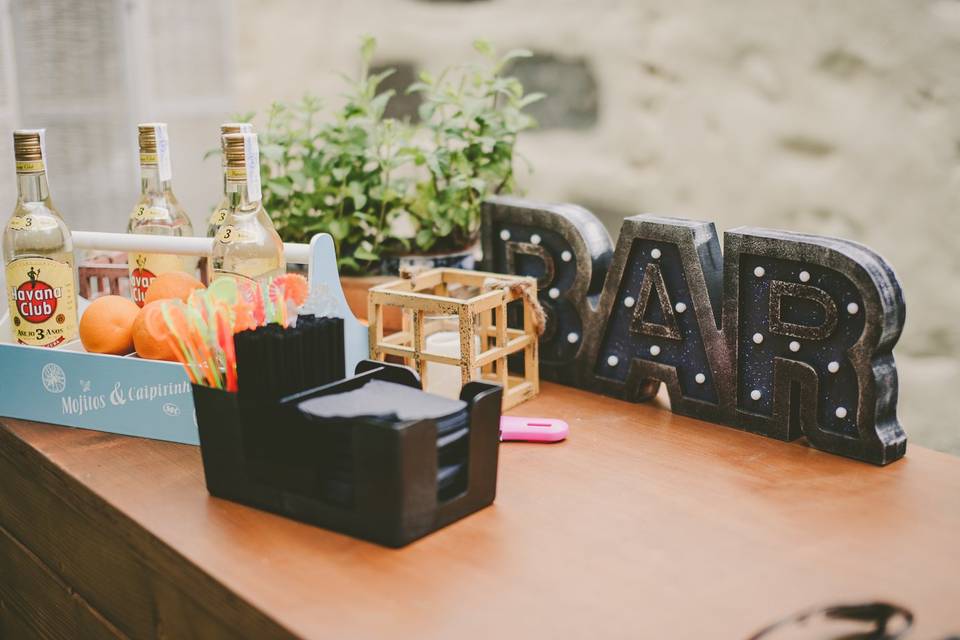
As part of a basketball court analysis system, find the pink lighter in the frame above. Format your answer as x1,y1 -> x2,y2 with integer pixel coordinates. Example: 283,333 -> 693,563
499,416 -> 569,443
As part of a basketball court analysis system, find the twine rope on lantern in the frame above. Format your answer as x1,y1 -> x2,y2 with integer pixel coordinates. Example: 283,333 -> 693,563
481,277 -> 546,336
399,265 -> 429,280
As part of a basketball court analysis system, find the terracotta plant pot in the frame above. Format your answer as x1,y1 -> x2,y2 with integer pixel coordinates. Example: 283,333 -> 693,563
340,275 -> 402,330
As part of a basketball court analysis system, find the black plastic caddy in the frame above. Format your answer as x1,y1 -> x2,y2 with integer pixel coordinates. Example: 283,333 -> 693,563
192,360 -> 502,547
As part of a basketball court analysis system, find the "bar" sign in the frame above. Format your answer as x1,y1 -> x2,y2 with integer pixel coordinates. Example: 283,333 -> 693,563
482,197 -> 906,465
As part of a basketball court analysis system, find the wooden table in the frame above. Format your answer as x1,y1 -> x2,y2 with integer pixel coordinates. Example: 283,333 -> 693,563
1,383 -> 958,639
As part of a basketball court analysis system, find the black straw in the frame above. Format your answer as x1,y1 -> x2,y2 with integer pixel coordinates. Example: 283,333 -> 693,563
235,314 -> 345,407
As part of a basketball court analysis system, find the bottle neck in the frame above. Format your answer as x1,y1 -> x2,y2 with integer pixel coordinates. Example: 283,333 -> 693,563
16,171 -> 50,203
224,176 -> 260,212
140,164 -> 172,195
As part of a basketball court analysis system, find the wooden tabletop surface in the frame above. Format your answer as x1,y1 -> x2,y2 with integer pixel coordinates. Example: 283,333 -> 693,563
1,382 -> 959,639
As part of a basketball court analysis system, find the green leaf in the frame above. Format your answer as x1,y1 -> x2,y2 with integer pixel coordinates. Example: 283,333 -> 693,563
425,152 -> 444,177
473,39 -> 494,58
368,69 -> 396,90
348,182 -> 368,209
266,179 -> 293,198
339,256 -> 361,273
497,49 -> 533,71
261,144 -> 286,162
436,217 -> 453,237
416,228 -> 434,247
369,90 -> 395,117
289,170 -> 308,189
329,218 -> 350,240
405,81 -> 430,95
360,35 -> 376,63
417,102 -> 436,122
354,246 -> 379,261
517,92 -> 546,108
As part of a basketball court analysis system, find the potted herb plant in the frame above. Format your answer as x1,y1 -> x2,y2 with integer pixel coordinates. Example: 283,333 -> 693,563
251,37 -> 543,320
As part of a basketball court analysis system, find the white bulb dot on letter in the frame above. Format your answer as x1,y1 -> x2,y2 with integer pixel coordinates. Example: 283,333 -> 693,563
750,389 -> 762,401
650,345 -> 661,356
847,302 -> 859,315
567,332 -> 579,344
499,229 -> 511,241
752,332 -> 764,344
675,302 -> 687,313
561,250 -> 572,262
827,361 -> 840,373
607,355 -> 620,367
623,296 -> 635,308
789,340 -> 800,352
799,270 -> 810,282
650,248 -> 662,259
530,234 -> 541,245
548,287 -> 560,300
753,266 -> 765,278
695,373 -> 706,384
835,407 -> 848,419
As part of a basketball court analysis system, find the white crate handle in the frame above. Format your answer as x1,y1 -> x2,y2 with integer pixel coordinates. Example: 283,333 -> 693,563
72,231 -> 311,264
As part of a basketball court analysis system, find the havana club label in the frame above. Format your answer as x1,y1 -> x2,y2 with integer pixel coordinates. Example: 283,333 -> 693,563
5,257 -> 78,347
128,252 -> 185,306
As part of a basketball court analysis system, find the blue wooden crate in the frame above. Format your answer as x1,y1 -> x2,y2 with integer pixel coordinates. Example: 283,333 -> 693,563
0,233 -> 367,445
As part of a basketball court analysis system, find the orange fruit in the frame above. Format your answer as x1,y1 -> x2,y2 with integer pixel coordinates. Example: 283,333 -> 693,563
79,295 -> 140,355
132,301 -> 177,361
143,271 -> 205,305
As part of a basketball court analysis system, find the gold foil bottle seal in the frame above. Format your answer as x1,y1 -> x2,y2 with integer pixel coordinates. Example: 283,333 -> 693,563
220,123 -> 253,167
223,132 -> 248,179
222,132 -> 261,201
137,122 -> 172,180
138,123 -> 159,157
13,129 -> 46,174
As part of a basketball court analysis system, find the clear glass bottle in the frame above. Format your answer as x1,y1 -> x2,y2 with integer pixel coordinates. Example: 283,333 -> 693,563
209,132 -> 284,284
207,122 -> 253,238
126,123 -> 195,306
2,129 -> 79,347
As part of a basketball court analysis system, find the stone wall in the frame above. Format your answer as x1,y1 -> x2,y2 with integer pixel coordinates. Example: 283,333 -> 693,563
235,0 -> 960,453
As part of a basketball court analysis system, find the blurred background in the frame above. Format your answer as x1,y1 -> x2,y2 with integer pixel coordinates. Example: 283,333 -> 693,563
1,0 -> 957,453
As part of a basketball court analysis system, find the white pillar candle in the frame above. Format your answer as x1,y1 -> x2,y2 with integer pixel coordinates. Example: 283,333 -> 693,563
424,327 -> 481,399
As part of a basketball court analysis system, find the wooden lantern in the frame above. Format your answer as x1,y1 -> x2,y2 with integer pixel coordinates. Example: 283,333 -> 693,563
368,268 -> 540,410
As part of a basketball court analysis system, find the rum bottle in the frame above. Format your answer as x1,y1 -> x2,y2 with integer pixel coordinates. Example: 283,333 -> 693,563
127,123 -> 195,306
209,132 -> 284,284
2,129 -> 79,347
